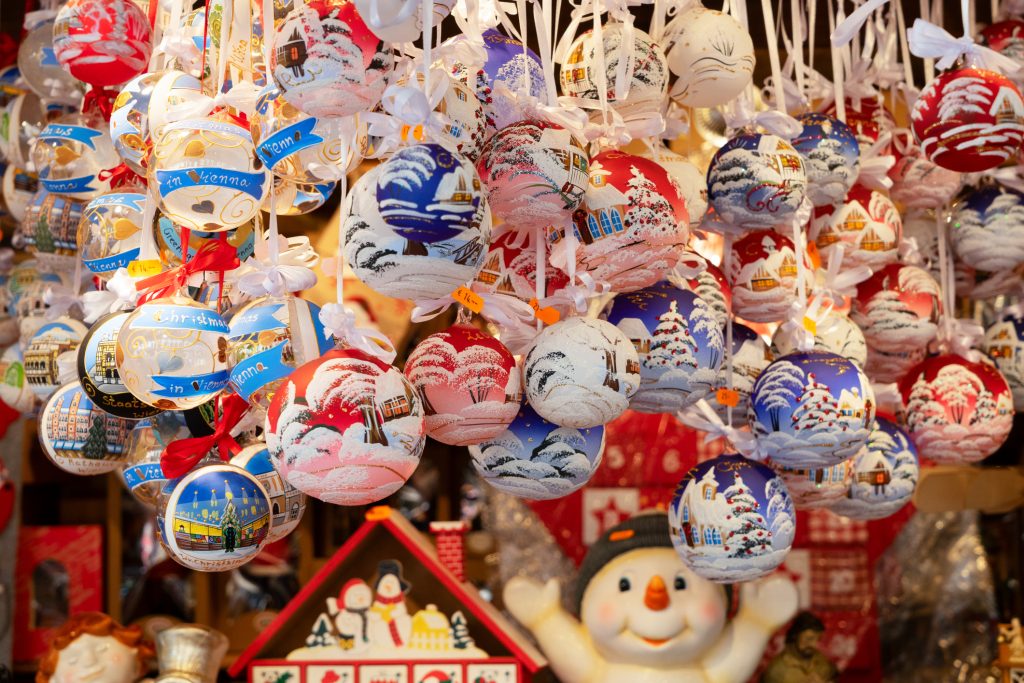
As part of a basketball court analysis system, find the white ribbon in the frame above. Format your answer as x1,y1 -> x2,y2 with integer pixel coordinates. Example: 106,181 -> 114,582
898,235 -> 927,266
410,289 -> 537,327
831,0 -> 891,46
489,82 -> 590,133
677,399 -> 763,460
163,80 -> 262,122
660,101 -> 690,139
236,261 -> 318,298
820,244 -> 873,303
42,286 -> 79,321
156,33 -> 201,66
432,39 -> 488,73
0,249 -> 14,276
319,302 -> 397,364
871,381 -> 904,412
908,19 -> 1023,73
935,317 -> 986,361
989,166 -> 1024,195
857,134 -> 896,191
56,351 -> 78,385
23,9 -> 57,30
722,98 -> 803,140
779,293 -> 838,352
80,269 -> 140,323
363,76 -> 451,157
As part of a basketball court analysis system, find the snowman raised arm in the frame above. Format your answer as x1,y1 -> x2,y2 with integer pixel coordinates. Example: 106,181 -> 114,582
504,512 -> 798,683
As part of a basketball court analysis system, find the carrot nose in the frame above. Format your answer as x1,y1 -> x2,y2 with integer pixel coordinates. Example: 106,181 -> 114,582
644,575 -> 670,611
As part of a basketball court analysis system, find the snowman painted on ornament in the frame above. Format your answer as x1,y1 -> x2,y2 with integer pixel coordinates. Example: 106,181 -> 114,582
368,560 -> 413,648
327,579 -> 373,652
504,512 -> 798,683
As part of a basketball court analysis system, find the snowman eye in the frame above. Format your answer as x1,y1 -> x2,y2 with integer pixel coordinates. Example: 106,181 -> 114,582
618,577 -> 631,592
674,576 -> 687,591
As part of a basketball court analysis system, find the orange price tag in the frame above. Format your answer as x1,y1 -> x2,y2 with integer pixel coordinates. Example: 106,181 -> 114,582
802,315 -> 817,335
127,259 -> 162,278
716,388 -> 740,407
451,286 -> 484,313
528,298 -> 560,325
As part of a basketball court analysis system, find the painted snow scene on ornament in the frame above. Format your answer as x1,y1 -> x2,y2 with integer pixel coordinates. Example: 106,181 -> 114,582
888,130 -> 962,210
404,326 -> 521,446
707,133 -> 807,229
473,228 -> 569,304
376,143 -> 482,243
704,323 -> 771,422
271,0 -> 392,118
852,264 -> 941,354
823,98 -> 895,148
791,113 -> 860,207
669,455 -> 795,583
910,67 -> 1024,172
771,309 -> 868,368
606,283 -> 723,413
900,355 -> 1014,464
983,314 -> 1024,410
728,230 -> 812,323
829,417 -> 918,520
950,184 -> 1024,272
40,381 -> 133,475
290,561 -> 490,659
749,352 -> 875,468
649,145 -> 707,227
523,317 -> 640,429
344,165 -> 490,301
810,184 -> 901,271
468,402 -> 604,500
566,152 -> 688,293
675,252 -> 732,327
773,460 -> 851,510
266,349 -> 426,506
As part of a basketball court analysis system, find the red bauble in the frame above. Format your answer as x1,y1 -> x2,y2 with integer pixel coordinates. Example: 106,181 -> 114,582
981,20 -> 1024,63
910,67 -> 1024,172
822,97 -> 895,148
727,229 -> 812,323
888,130 -> 962,209
53,0 -> 153,87
809,183 -> 902,271
473,227 -> 569,302
852,263 -> 942,356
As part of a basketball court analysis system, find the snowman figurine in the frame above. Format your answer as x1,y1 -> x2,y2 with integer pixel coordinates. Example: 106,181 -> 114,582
504,512 -> 799,683
327,579 -> 374,652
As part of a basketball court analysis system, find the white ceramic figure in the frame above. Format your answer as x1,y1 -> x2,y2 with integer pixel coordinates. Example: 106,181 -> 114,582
368,561 -> 413,648
38,612 -> 151,683
504,512 -> 798,683
328,579 -> 374,652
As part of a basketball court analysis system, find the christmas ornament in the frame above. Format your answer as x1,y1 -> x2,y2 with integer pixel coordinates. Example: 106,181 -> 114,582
707,133 -> 808,229
727,230 -> 812,323
670,454 -> 795,582
109,72 -> 161,176
116,296 -> 230,411
263,177 -> 336,215
120,412 -> 190,507
982,20 -> 1024,63
159,462 -> 272,572
264,347 -> 426,506
665,7 -> 755,108
2,91 -> 49,168
984,312 -> 1024,410
155,218 -> 255,267
900,353 -> 1014,463
468,401 -> 603,499
39,381 -> 134,475
270,0 -> 393,119
476,119 -> 588,232
949,183 -> 1024,272
472,227 -> 569,303
385,70 -> 486,159
809,184 -> 902,271
376,143 -> 483,243
353,0 -> 455,43
822,97 -> 895,148
32,115 -> 120,200
1,165 -> 39,223
645,145 -> 707,228
0,344 -> 34,413
606,283 -> 723,413
559,23 -> 668,119
139,70 -> 206,154
25,318 -> 89,399
78,312 -> 161,419
910,67 -> 1024,172
749,351 -> 875,468
771,309 -> 868,368
226,295 -> 333,408
404,324 -> 521,446
17,20 -> 84,106
22,188 -> 89,256
706,322 -> 771,422
570,150 -> 688,293
888,130 -> 961,210
773,459 -> 852,510
52,0 -> 152,87
231,442 -> 307,542
523,317 -> 640,429
151,117 -> 269,232
77,192 -> 146,278
829,416 -> 918,520
343,164 -> 490,301
791,113 -> 860,208
676,254 -> 732,327
852,263 -> 942,355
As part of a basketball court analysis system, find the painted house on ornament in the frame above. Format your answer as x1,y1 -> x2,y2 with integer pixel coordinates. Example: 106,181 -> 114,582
229,507 -> 547,683
617,318 -> 652,356
674,470 -> 725,550
787,462 -> 849,486
991,87 -> 1024,123
855,458 -> 892,494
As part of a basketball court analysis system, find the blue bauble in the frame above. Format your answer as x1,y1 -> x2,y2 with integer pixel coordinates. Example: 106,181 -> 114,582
950,184 -> 1024,272
791,113 -> 860,208
983,312 -> 1024,410
231,441 -> 306,542
830,416 -> 918,520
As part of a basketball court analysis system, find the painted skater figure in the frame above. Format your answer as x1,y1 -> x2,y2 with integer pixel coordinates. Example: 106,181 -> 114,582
368,560 -> 413,648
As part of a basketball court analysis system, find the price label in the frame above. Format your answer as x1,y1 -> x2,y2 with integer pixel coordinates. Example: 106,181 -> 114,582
451,286 -> 484,313
127,259 -> 162,278
716,388 -> 740,407
528,298 -> 560,325
802,315 -> 817,335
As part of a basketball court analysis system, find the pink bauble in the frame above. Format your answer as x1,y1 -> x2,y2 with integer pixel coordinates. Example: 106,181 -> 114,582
888,130 -> 961,209
809,184 -> 901,271
404,325 -> 521,446
476,119 -> 589,232
910,67 -> 1024,172
53,0 -> 152,87
265,348 -> 426,506
773,459 -> 852,509
899,354 -> 1014,463
566,150 -> 688,293
852,264 -> 942,355
822,97 -> 895,149
727,229 -> 813,323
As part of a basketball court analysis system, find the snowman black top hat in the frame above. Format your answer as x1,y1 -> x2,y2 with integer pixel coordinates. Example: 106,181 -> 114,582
376,559 -> 411,593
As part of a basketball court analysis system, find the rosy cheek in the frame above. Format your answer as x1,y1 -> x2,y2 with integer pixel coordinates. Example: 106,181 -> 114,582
699,600 -> 723,622
109,652 -> 123,664
597,601 -> 619,627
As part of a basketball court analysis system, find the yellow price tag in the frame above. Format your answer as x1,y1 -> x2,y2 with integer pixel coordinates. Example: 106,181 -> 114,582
528,298 -> 560,325
716,388 -> 740,408
127,259 -> 162,278
451,286 -> 484,313
802,315 -> 817,335
400,124 -> 425,143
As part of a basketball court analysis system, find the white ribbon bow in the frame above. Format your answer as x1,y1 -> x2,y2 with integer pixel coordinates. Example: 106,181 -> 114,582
988,166 -> 1024,195
779,293 -> 838,353
43,286 -> 79,321
80,268 -> 140,323
898,235 -> 927,266
677,399 -> 763,460
935,317 -> 986,362
363,76 -> 451,157
831,0 -> 891,46
489,82 -> 590,133
156,33 -> 201,65
723,98 -> 803,140
164,80 -> 263,122
236,261 -> 318,298
56,351 -> 78,385
410,289 -> 536,327
661,101 -> 691,139
319,303 -> 397,364
908,19 -> 1023,74
820,244 -> 873,303
432,38 -> 488,72
23,9 -> 57,30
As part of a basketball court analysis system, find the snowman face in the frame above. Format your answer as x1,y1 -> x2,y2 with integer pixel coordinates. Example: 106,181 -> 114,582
348,584 -> 373,610
50,634 -> 138,683
580,548 -> 727,666
378,575 -> 403,597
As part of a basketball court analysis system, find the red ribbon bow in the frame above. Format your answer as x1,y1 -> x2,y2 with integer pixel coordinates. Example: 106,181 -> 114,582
98,163 -> 143,190
160,393 -> 250,479
136,238 -> 240,304
82,87 -> 119,122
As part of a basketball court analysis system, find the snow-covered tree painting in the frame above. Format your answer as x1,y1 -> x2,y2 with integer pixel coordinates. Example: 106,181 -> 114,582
810,184 -> 902,270
889,132 -> 962,209
772,310 -> 868,368
774,459 -> 852,509
668,455 -> 794,583
830,417 -> 918,520
708,134 -> 808,229
983,314 -> 1024,410
852,264 -> 941,354
467,403 -> 604,499
749,352 -> 875,468
900,356 -> 1014,464
488,37 -> 546,131
607,282 -> 723,413
523,317 -> 639,429
792,113 -> 860,207
265,350 -> 426,506
728,230 -> 812,323
950,184 -> 1024,272
404,326 -> 521,446
344,166 -> 490,301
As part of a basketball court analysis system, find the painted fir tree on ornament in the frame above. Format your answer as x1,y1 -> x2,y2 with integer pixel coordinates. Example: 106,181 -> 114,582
852,263 -> 942,355
791,113 -> 861,208
829,416 -> 919,521
727,230 -> 813,323
809,184 -> 902,271
949,183 -> 1024,272
707,133 -> 807,229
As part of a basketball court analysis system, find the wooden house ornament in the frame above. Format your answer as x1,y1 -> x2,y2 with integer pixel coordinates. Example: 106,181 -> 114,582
229,506 -> 547,683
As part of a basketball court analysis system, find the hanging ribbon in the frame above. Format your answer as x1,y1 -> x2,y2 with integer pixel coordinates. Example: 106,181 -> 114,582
160,394 -> 250,479
42,285 -> 78,321
819,244 -> 873,304
363,75 -> 452,158
831,0 -> 891,46
22,9 -> 57,30
319,302 -> 398,364
722,98 -> 803,139
871,381 -> 904,413
489,82 -> 590,132
908,19 -> 1022,73
410,289 -> 537,326
162,80 -> 263,123
235,233 -> 320,298
779,293 -> 837,352
898,234 -> 926,266
857,135 -> 896,191
80,268 -> 140,323
98,163 -> 143,190
135,239 -> 240,303
677,399 -> 763,460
